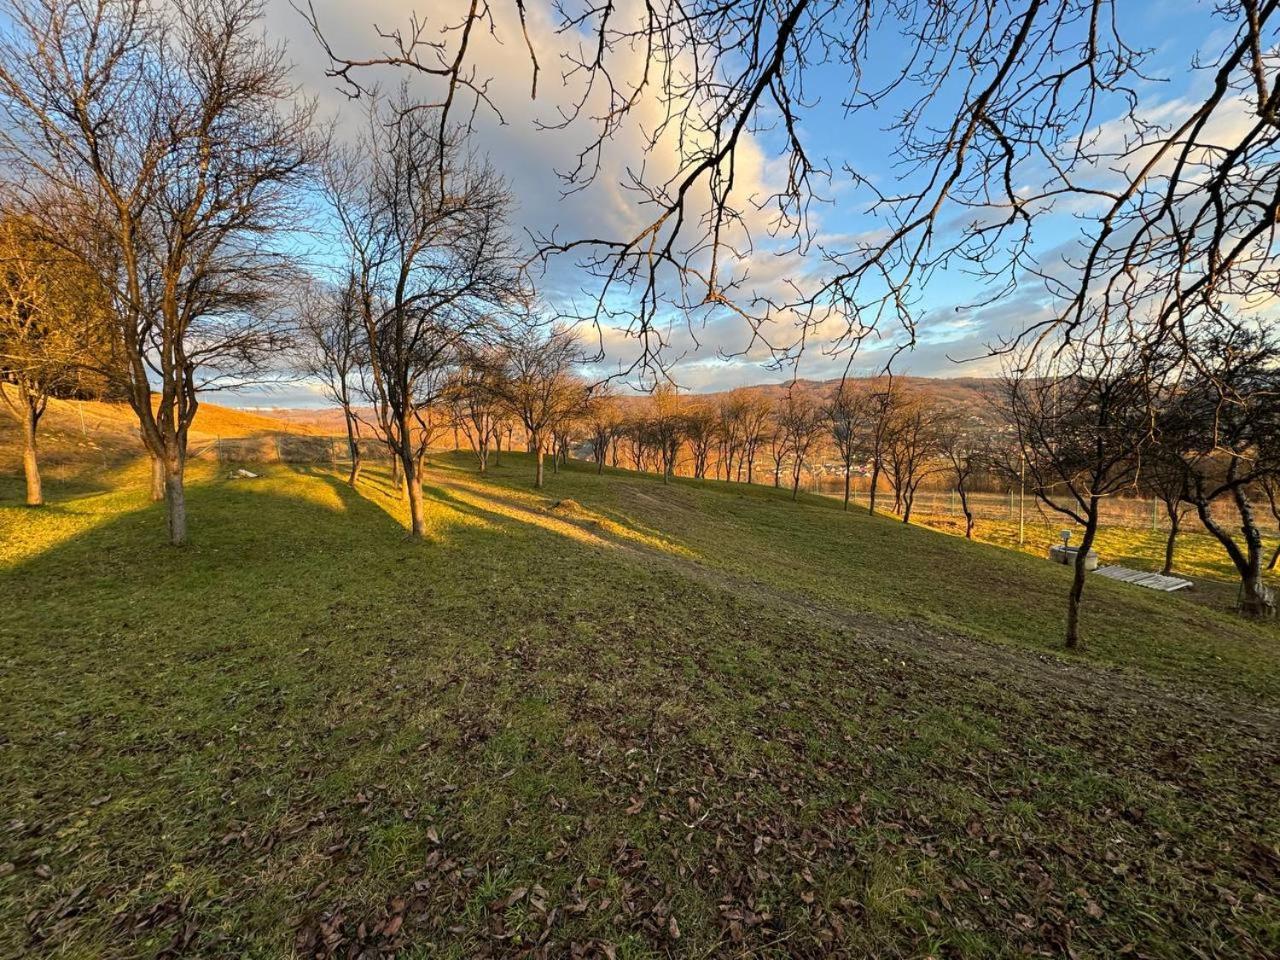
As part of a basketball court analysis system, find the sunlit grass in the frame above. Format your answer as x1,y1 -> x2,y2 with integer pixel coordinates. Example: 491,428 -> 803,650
910,509 -> 1278,589
2,453 -> 1277,958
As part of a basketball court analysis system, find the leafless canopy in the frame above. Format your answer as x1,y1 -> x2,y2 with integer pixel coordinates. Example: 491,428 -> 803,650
300,1 -> 1279,382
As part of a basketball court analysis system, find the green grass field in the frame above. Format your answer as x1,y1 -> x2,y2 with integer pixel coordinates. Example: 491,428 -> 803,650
2,454 -> 1278,958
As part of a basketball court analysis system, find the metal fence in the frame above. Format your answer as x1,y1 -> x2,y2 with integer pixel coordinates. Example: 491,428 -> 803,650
813,480 -> 1280,538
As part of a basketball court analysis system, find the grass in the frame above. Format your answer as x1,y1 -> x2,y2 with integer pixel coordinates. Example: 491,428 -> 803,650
0,398 -> 325,480
1,452 -> 1278,959
908,506 -> 1277,600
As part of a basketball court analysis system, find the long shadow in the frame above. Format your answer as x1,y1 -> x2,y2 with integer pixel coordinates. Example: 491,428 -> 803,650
296,460 -> 677,559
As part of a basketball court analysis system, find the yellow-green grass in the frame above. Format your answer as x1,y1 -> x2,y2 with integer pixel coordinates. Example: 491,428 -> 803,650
909,508 -> 1278,600
2,455 -> 1277,959
0,398 -> 325,480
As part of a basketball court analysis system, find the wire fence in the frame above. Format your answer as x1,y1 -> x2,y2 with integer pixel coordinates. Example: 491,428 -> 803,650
813,479 -> 1280,538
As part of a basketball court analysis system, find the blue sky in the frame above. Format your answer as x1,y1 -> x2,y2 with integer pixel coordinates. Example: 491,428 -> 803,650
231,0 -> 1235,407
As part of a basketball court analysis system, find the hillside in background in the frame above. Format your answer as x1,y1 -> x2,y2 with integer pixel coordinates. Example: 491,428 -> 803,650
0,398 -> 323,477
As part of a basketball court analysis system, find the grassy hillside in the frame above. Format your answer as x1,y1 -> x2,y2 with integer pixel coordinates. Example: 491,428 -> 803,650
0,398 -> 325,478
1,455 -> 1277,958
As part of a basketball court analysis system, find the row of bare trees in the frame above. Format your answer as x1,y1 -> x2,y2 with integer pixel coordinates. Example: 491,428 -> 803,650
1003,320 -> 1280,644
377,348 -> 1280,644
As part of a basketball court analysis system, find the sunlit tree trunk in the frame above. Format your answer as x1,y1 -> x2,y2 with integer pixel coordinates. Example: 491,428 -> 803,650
162,446 -> 187,546
532,430 -> 545,488
150,452 -> 165,502
344,409 -> 362,485
21,402 -> 42,506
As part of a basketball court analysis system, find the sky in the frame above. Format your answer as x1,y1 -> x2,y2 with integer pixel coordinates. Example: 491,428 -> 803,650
229,0 -> 1231,408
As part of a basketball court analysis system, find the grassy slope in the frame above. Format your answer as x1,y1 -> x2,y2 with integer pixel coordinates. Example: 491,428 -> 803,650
1,455 -> 1277,959
0,398 -> 324,478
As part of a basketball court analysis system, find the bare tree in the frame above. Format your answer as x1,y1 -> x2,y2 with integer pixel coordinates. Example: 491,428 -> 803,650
683,396 -> 717,480
0,214 -> 109,505
489,320 -> 582,488
776,390 -> 824,500
298,275 -> 365,485
326,94 -> 525,536
620,409 -> 649,474
448,349 -> 505,474
863,380 -> 901,516
1001,341 -> 1153,648
1144,447 -> 1191,576
0,0 -> 317,544
1154,322 -> 1279,619
648,384 -> 685,483
738,393 -> 773,485
936,416 -> 987,539
715,389 -> 752,482
583,386 -> 621,474
824,381 -> 871,510
884,394 -> 943,524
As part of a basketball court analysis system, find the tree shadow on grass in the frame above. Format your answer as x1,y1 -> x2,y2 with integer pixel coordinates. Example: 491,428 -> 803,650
296,459 -> 693,561
0,466 -> 656,957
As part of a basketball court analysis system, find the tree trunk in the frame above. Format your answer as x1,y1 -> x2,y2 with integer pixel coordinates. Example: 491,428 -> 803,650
390,454 -> 406,498
1268,541 -> 1278,572
1162,511 -> 1180,575
1240,575 -> 1276,619
902,490 -> 912,524
344,410 -> 362,486
533,430 -> 544,488
1064,507 -> 1099,649
151,453 -> 166,502
405,474 -> 426,537
164,451 -> 188,546
1197,486 -> 1277,620
842,464 -> 851,510
958,487 -> 973,538
868,463 -> 880,515
21,406 -> 43,506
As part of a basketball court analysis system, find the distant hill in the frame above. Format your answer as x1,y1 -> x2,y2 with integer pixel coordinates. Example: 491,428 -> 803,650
691,375 -> 1002,421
